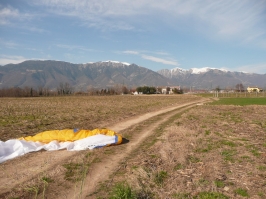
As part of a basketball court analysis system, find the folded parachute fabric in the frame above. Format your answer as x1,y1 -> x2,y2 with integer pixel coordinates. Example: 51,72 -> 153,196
0,129 -> 122,163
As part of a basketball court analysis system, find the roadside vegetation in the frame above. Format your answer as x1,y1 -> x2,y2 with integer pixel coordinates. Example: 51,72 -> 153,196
0,95 -> 198,141
1,95 -> 266,198
93,98 -> 266,198
209,97 -> 266,105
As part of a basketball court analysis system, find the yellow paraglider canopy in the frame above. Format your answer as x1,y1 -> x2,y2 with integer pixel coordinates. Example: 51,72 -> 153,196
20,128 -> 123,144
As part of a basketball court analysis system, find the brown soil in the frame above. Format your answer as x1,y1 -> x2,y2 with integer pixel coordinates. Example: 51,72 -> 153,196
2,97 -> 265,199
98,104 -> 266,199
0,97 -> 208,199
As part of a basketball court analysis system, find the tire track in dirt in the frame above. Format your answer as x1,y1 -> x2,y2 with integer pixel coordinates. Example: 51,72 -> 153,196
75,99 -> 210,198
0,98 -> 209,198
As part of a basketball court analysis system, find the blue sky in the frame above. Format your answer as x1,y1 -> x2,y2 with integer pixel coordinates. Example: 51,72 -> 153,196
1,0 -> 266,74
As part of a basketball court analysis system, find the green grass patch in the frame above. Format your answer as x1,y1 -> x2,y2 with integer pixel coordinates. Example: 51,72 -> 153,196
234,188 -> 249,197
205,130 -> 211,135
214,180 -> 225,188
188,155 -> 201,163
258,192 -> 265,197
173,192 -> 229,199
63,162 -> 90,181
195,144 -> 213,153
109,182 -> 136,199
221,149 -> 236,162
198,178 -> 209,186
195,192 -> 229,199
174,163 -> 184,170
246,144 -> 261,157
263,142 -> 266,147
257,166 -> 266,171
220,140 -> 237,147
209,98 -> 266,106
173,192 -> 191,199
154,171 -> 168,186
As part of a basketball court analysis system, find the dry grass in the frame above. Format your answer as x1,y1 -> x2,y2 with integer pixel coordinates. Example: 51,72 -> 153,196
0,95 -> 199,141
99,104 -> 266,198
3,95 -> 266,198
0,94 -> 202,198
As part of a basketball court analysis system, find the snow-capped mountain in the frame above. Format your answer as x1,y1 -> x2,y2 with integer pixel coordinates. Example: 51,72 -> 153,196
157,67 -> 266,89
0,60 -> 170,90
0,60 -> 265,90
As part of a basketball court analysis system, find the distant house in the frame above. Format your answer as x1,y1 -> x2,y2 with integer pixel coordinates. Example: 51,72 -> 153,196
247,86 -> 263,93
162,86 -> 181,94
132,91 -> 143,95
161,88 -> 167,94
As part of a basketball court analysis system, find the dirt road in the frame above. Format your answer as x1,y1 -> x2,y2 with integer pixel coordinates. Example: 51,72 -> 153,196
0,98 -> 209,199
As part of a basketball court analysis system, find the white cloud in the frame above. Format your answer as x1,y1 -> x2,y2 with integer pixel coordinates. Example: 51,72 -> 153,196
235,63 -> 266,74
33,0 -> 266,44
0,6 -> 32,25
0,6 -> 19,25
0,39 -> 19,49
0,55 -> 27,65
56,44 -> 101,52
122,50 -> 139,55
28,27 -> 49,33
121,50 -> 179,66
141,54 -> 179,66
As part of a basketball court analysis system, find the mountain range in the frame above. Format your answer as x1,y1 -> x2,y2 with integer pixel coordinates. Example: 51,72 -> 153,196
157,67 -> 266,90
0,60 -> 265,91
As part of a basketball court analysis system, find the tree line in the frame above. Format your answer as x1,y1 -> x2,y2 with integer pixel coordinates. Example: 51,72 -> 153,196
0,83 -> 130,97
0,83 -> 185,97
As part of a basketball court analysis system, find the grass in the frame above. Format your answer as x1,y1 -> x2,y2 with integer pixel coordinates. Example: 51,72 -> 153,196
41,176 -> 53,199
173,192 -> 229,199
221,149 -> 236,162
109,182 -> 136,199
2,94 -> 266,198
24,185 -> 39,199
195,192 -> 229,199
214,180 -> 225,188
188,155 -> 201,163
209,97 -> 266,105
0,95 -> 200,141
174,163 -> 183,170
234,188 -> 249,197
154,171 -> 168,186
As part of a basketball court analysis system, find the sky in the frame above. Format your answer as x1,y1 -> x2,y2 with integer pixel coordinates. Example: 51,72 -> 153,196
1,0 -> 266,74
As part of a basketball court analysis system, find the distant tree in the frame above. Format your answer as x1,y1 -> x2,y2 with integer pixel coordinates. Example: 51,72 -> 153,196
136,87 -> 143,93
215,86 -> 221,92
114,84 -> 122,94
149,87 -> 156,94
235,83 -> 244,92
142,86 -> 150,94
57,82 -> 73,95
173,88 -> 183,94
121,86 -> 129,94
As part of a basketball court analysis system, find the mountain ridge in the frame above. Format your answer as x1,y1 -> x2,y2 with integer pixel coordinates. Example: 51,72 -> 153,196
0,60 -> 171,91
0,60 -> 265,91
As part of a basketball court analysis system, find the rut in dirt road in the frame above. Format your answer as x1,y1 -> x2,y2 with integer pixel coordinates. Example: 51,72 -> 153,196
0,98 -> 209,199
74,99 -> 209,199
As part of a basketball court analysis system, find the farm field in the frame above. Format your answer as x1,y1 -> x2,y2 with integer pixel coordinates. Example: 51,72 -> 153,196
0,95 -> 203,198
209,97 -> 266,106
95,102 -> 266,198
0,95 -> 199,141
0,95 -> 266,198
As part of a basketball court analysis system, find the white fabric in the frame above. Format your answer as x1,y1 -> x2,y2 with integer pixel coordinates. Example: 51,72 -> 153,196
0,134 -> 116,163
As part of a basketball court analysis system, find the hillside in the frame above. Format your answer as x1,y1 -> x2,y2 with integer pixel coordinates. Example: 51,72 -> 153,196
1,60 -> 266,91
158,67 -> 266,90
0,60 -> 171,91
